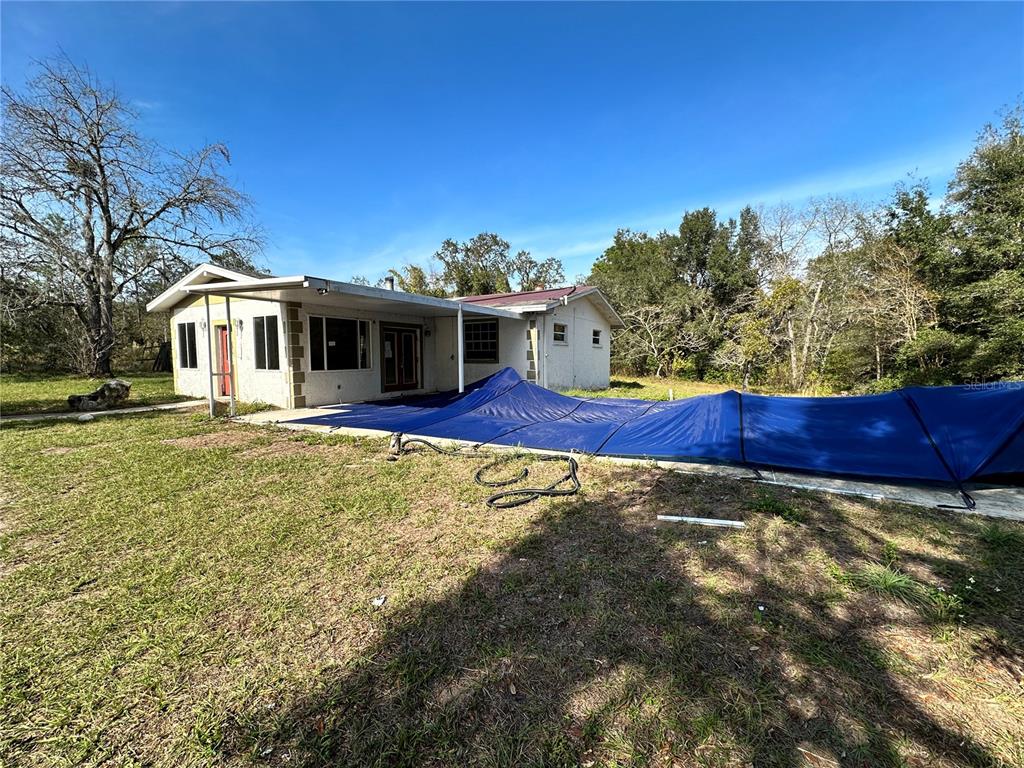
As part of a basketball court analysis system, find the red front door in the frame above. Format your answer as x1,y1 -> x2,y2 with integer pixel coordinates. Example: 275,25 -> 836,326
217,326 -> 232,397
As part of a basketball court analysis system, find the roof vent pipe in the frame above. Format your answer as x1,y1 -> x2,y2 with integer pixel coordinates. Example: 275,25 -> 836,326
384,276 -> 395,291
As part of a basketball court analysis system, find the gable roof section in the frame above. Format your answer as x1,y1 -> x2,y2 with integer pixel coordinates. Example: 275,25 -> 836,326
145,264 -> 271,313
460,285 -> 624,328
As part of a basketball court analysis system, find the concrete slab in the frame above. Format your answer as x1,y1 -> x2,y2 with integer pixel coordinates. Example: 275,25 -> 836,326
235,408 -> 1024,521
2,400 -> 207,423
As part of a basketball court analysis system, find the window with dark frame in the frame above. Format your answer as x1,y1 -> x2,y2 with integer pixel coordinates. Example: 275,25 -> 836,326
177,322 -> 198,368
553,322 -> 568,344
464,319 -> 498,363
253,316 -> 280,370
309,316 -> 370,371
592,329 -> 602,346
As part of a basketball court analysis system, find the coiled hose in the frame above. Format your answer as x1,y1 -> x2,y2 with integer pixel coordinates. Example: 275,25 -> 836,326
397,436 -> 581,509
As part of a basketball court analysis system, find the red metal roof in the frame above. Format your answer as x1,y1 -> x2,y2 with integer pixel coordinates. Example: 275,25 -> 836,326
459,285 -> 594,307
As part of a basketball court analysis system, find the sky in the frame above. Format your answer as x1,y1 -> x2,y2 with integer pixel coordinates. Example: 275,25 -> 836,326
2,2 -> 1022,283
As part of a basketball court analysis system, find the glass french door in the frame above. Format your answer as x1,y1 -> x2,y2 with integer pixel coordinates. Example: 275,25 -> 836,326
381,325 -> 421,392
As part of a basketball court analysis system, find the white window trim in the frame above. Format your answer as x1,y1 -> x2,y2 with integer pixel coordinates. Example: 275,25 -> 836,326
253,315 -> 281,372
177,321 -> 198,369
463,318 -> 499,364
592,328 -> 603,348
552,322 -> 569,346
308,314 -> 372,372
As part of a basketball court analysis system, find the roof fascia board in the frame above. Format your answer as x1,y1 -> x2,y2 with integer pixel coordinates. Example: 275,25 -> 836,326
185,275 -> 310,294
145,263 -> 259,313
183,276 -> 524,319
567,288 -> 625,328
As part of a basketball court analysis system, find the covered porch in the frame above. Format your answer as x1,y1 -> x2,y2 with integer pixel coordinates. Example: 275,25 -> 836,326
181,274 -> 525,416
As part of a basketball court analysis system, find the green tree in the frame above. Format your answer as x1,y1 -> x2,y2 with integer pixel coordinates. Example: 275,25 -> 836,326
432,233 -> 564,297
589,230 -> 686,374
508,250 -> 564,291
385,265 -> 446,297
939,107 -> 1024,378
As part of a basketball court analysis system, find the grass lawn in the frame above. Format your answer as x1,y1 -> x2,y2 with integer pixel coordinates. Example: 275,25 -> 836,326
2,412 -> 1023,767
561,376 -> 751,401
0,371 -> 185,415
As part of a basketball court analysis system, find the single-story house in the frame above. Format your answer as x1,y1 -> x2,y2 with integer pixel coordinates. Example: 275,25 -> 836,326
146,263 -> 624,411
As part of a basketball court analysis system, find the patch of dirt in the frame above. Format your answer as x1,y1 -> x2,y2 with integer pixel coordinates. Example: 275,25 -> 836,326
239,440 -> 341,459
41,446 -> 75,455
161,431 -> 258,450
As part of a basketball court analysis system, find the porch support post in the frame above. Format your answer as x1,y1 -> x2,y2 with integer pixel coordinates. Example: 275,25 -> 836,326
457,305 -> 465,393
204,294 -> 216,417
225,295 -> 237,418
540,314 -> 549,389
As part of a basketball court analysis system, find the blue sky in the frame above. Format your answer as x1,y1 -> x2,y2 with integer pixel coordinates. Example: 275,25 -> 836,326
2,2 -> 1022,282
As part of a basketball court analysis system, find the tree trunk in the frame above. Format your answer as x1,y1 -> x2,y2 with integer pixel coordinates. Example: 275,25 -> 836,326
786,319 -> 798,388
82,282 -> 116,377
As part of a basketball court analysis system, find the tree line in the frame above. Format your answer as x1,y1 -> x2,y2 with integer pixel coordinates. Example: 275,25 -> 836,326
589,109 -> 1023,392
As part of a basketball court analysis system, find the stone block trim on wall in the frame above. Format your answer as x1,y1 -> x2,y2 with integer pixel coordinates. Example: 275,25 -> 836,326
285,302 -> 306,408
526,319 -> 538,382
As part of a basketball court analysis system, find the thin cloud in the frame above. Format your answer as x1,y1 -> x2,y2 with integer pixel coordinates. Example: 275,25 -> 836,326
263,140 -> 970,283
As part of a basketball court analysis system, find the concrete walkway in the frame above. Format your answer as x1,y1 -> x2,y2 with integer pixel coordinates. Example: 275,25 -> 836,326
2,400 -> 206,423
237,407 -> 1024,522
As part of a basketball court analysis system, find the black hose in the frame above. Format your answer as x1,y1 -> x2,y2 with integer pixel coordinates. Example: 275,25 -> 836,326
397,436 -> 581,508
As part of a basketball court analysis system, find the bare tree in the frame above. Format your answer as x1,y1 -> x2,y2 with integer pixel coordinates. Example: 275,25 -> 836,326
756,202 -> 816,284
0,58 -> 259,375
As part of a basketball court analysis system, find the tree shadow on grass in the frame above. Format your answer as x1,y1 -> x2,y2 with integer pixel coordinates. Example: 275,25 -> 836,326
221,470 -> 1016,767
607,379 -> 646,390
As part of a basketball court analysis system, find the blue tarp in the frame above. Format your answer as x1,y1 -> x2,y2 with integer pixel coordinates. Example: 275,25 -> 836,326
287,368 -> 1024,485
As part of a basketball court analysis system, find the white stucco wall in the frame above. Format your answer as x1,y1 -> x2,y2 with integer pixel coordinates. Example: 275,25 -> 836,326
296,301 -> 443,407
169,297 -> 290,407
168,292 -> 612,407
432,315 -> 531,391
540,297 -> 612,390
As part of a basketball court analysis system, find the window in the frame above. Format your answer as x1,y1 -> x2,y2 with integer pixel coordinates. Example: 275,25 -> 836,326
464,319 -> 498,363
254,316 -> 280,370
592,329 -> 602,346
309,316 -> 370,371
553,322 -> 568,344
177,322 -> 198,368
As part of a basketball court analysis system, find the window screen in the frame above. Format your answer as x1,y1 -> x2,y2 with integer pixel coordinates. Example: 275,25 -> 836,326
464,319 -> 498,362
254,316 -> 279,370
177,322 -> 198,368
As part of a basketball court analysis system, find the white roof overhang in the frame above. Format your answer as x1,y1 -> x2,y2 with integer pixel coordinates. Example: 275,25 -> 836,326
145,264 -> 259,313
176,275 -> 524,320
